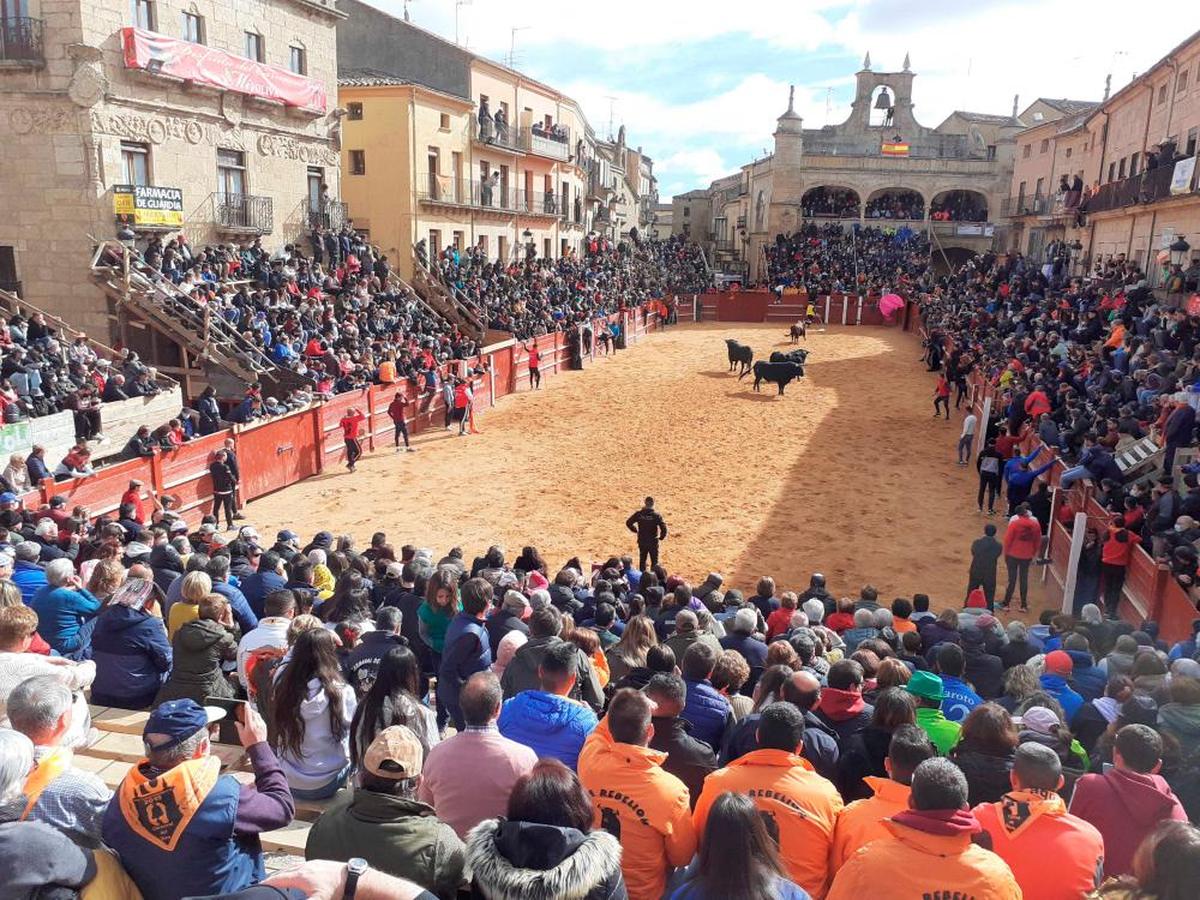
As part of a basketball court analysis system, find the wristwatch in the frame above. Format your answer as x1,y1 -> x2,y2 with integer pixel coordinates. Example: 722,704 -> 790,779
343,858 -> 368,900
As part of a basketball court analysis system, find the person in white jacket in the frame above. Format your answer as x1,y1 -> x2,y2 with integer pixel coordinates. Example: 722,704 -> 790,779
271,627 -> 357,799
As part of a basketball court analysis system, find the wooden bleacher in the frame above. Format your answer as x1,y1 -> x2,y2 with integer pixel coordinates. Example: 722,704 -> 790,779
83,705 -> 321,854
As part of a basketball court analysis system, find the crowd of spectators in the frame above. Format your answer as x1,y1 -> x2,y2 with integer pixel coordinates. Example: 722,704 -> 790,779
1,484 -> 1199,898
800,188 -> 861,220
930,191 -> 989,223
916,234 -> 1200,611
765,222 -> 932,298
426,232 -> 707,340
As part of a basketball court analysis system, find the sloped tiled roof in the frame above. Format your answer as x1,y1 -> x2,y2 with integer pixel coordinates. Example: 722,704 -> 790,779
951,110 -> 1018,125
1036,98 -> 1098,116
338,67 -> 410,87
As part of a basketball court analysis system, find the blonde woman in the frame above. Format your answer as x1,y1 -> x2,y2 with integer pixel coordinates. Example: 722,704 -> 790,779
168,570 -> 212,639
605,614 -> 658,682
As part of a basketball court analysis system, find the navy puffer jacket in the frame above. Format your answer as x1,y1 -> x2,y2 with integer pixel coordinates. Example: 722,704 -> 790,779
681,677 -> 732,751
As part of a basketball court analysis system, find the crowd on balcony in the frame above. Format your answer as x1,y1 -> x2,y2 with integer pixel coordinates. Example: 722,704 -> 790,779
529,120 -> 569,143
427,232 -> 708,340
801,188 -> 861,219
930,192 -> 989,223
765,222 -> 932,298
3,485 -> 1200,899
866,192 -> 926,221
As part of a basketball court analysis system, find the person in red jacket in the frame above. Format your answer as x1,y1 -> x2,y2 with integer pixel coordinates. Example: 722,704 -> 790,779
933,374 -> 951,419
1100,516 -> 1141,618
1069,724 -> 1187,878
339,407 -> 366,473
1001,503 -> 1042,612
523,342 -> 542,389
1024,384 -> 1052,420
386,391 -> 414,453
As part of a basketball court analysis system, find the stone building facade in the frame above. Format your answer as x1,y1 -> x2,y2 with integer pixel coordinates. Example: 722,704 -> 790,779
1002,30 -> 1200,285
0,0 -> 344,337
674,56 -> 1023,283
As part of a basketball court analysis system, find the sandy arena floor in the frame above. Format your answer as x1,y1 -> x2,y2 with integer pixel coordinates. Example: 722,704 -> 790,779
246,322 -> 1049,613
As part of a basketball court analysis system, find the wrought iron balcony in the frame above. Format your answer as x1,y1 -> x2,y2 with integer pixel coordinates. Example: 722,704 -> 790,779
1087,164 -> 1193,215
520,126 -> 569,161
514,190 -> 559,216
0,17 -> 44,65
417,175 -> 471,208
473,118 -> 522,153
306,198 -> 348,231
211,193 -> 274,234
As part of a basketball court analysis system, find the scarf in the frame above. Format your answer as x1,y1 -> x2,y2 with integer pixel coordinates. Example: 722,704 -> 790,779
1092,696 -> 1121,724
816,687 -> 865,721
118,756 -> 220,851
892,807 -> 983,837
996,789 -> 1065,838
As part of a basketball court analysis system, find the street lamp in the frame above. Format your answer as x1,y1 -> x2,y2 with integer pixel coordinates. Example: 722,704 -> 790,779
1170,236 -> 1191,267
1069,239 -> 1083,275
522,228 -> 534,260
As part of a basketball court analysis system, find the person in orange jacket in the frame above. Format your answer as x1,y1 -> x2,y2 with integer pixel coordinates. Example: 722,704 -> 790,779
830,724 -> 935,867
693,703 -> 843,899
1001,503 -> 1043,612
827,758 -> 1021,900
974,742 -> 1105,900
578,689 -> 696,900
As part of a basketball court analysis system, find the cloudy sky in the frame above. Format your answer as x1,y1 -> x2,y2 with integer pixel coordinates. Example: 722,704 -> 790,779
362,1 -> 1167,199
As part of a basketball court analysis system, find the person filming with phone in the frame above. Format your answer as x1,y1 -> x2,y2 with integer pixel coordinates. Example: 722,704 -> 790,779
102,698 -> 295,900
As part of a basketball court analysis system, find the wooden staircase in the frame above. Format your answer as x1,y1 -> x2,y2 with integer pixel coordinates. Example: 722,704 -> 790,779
90,241 -> 311,400
409,258 -> 487,342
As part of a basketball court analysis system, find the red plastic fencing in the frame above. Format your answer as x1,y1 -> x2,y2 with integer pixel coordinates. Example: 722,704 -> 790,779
28,305 -> 667,526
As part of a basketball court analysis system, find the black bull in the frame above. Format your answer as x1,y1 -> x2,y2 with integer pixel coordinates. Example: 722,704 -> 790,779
770,349 -> 809,365
740,360 -> 805,395
724,339 -> 753,376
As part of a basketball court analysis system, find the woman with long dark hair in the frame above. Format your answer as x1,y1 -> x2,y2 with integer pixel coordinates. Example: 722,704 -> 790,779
349,645 -> 437,764
949,702 -> 1019,806
318,570 -> 372,626
1096,820 -> 1200,900
272,627 -> 357,799
671,791 -> 810,899
466,758 -> 626,900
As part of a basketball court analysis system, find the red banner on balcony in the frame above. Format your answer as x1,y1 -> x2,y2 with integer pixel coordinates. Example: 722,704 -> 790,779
121,27 -> 326,113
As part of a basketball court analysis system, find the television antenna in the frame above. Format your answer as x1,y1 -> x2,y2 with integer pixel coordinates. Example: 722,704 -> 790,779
604,95 -> 618,141
507,26 -> 529,69
454,0 -> 472,45
825,86 -> 833,126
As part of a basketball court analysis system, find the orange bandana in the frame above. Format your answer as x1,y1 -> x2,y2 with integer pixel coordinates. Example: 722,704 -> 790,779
118,756 -> 221,851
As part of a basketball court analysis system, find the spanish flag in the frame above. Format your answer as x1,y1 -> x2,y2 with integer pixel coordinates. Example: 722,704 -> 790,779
881,141 -> 910,157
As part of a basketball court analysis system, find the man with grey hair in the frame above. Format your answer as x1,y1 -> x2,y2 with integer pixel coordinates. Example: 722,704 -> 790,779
28,558 -> 99,659
720,606 -> 768,694
842,608 -> 880,652
7,674 -> 111,846
102,698 -> 294,900
420,671 -> 536,838
801,597 -> 825,626
11,540 -> 47,605
974,742 -> 1105,898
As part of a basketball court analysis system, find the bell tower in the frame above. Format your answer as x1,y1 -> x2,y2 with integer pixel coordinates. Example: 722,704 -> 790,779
848,52 -> 917,135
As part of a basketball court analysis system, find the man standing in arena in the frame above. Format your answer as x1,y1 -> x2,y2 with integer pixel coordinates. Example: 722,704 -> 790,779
387,390 -> 414,453
339,406 -> 366,473
523,341 -> 542,389
626,496 -> 667,571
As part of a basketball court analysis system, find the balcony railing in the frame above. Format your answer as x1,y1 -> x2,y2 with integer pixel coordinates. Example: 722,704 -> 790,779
520,126 -> 569,161
306,198 -> 348,231
1087,163 -> 1194,215
1001,194 -> 1050,217
473,118 -> 522,153
0,17 -> 44,65
514,190 -> 559,216
0,280 -> 22,298
418,175 -> 471,207
211,193 -> 274,234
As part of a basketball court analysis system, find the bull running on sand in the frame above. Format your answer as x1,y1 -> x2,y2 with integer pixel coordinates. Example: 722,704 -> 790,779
788,321 -> 807,343
725,339 -> 753,376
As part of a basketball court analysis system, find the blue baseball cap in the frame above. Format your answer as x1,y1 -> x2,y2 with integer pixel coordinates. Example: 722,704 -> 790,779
144,699 -> 225,750
0,493 -> 17,505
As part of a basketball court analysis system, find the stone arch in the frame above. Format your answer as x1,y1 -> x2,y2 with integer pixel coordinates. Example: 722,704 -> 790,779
869,84 -> 898,128
801,185 -> 861,219
864,187 -> 924,221
930,188 -> 988,223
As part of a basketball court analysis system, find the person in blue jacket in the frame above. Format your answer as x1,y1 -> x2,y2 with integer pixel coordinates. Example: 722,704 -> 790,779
239,551 -> 288,619
11,540 -> 47,605
29,558 -> 101,659
680,642 -> 734,751
1004,448 -> 1055,515
438,577 -> 493,731
206,555 -> 258,634
1039,650 -> 1084,722
89,576 -> 172,709
1062,633 -> 1106,701
498,639 -> 597,770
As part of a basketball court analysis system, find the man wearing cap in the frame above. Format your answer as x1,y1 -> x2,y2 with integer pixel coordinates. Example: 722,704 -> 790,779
974,742 -> 1105,900
1040,650 -> 1084,721
0,490 -> 23,530
907,670 -> 961,755
102,698 -> 295,900
305,725 -> 466,896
